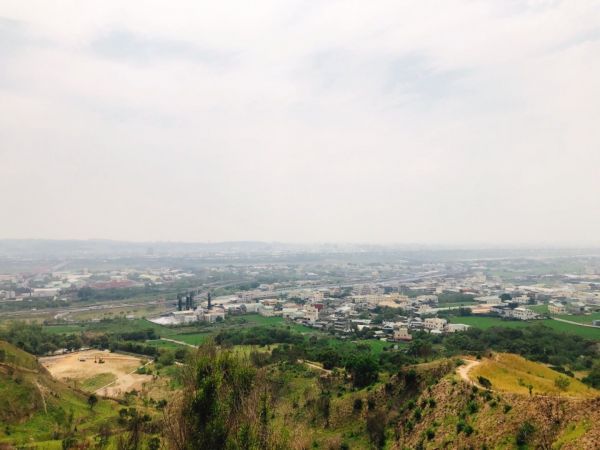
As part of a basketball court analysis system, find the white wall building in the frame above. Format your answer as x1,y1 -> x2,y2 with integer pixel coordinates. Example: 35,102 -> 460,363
548,302 -> 566,314
445,323 -> 470,333
303,305 -> 319,323
423,318 -> 447,332
393,327 -> 412,341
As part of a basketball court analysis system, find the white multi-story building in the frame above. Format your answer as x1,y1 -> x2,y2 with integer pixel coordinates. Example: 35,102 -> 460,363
548,302 -> 566,314
393,327 -> 412,341
31,288 -> 61,298
492,306 -> 538,321
303,305 -> 319,323
282,306 -> 301,319
423,318 -> 447,332
258,305 -> 275,317
510,307 -> 538,320
475,295 -> 502,304
445,323 -> 470,333
511,295 -> 530,304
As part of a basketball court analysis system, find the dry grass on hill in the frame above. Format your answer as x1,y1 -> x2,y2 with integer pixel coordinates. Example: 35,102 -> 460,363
469,353 -> 597,398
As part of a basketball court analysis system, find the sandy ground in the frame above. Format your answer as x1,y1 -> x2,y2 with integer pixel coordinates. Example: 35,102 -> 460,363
40,350 -> 152,397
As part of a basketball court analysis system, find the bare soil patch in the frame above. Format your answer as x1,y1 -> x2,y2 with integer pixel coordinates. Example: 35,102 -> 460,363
40,350 -> 152,397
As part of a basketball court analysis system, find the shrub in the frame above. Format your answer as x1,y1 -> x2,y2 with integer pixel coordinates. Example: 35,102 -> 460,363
467,400 -> 478,414
413,407 -> 422,422
516,421 -> 535,447
477,376 -> 492,390
425,428 -> 435,441
554,376 -> 571,392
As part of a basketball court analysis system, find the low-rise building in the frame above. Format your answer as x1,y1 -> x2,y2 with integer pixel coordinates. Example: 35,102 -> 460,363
393,327 -> 412,341
258,305 -> 275,317
423,318 -> 447,332
548,301 -> 566,314
445,323 -> 470,333
303,305 -> 319,323
492,306 -> 538,321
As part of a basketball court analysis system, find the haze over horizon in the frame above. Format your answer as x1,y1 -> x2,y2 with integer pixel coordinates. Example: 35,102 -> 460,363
2,1 -> 600,245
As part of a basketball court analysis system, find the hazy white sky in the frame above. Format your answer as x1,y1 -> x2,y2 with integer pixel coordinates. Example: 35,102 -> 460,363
1,1 -> 600,245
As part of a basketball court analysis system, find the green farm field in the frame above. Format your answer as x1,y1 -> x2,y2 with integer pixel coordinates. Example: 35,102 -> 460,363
447,315 -> 600,339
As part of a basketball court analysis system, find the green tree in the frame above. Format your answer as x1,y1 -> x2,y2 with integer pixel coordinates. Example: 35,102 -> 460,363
164,342 -> 271,450
583,362 -> 600,388
87,394 -> 98,410
345,354 -> 379,388
116,408 -> 151,450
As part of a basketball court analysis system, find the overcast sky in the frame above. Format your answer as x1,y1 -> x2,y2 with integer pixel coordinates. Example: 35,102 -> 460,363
1,1 -> 599,245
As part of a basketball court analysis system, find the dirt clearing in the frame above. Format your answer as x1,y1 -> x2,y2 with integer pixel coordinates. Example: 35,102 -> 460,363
40,350 -> 152,397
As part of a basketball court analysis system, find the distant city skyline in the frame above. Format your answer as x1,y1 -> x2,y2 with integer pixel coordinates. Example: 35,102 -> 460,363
2,1 -> 600,245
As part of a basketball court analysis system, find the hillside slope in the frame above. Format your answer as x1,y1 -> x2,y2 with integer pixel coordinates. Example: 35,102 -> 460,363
0,341 -> 117,447
469,353 -> 596,398
388,357 -> 600,449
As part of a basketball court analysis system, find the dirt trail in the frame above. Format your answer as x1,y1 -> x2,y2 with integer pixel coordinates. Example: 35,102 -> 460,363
159,337 -> 197,348
299,360 -> 332,374
95,358 -> 154,395
551,317 -> 600,328
457,359 -> 481,386
35,381 -> 47,413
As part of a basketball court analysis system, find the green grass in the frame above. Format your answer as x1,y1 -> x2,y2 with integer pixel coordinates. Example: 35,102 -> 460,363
540,319 -> 600,339
446,315 -> 600,340
0,384 -> 118,444
446,316 -> 531,329
554,312 -> 600,324
235,315 -> 285,326
553,420 -> 591,448
167,333 -> 209,345
81,372 -> 117,392
356,339 -> 391,355
0,343 -> 119,445
0,340 -> 39,370
145,339 -> 187,349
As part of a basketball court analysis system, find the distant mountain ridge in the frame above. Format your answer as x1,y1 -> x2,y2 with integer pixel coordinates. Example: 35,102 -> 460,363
2,239 -> 600,259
